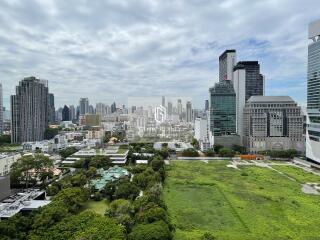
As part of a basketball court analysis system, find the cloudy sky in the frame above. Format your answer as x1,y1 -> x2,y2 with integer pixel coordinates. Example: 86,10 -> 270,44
0,0 -> 319,109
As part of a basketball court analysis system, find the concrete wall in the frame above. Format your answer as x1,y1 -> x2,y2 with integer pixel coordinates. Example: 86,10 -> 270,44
0,176 -> 10,201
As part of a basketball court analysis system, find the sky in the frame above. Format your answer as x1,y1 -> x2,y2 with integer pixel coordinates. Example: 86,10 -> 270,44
0,0 -> 319,109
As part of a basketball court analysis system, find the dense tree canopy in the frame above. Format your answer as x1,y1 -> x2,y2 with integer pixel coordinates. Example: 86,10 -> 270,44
128,220 -> 172,240
29,211 -> 125,240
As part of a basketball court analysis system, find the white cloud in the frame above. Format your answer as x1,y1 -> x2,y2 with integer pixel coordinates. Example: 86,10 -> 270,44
0,0 -> 319,109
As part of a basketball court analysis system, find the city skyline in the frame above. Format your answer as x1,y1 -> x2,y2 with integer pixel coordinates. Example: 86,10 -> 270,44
0,1 -> 319,108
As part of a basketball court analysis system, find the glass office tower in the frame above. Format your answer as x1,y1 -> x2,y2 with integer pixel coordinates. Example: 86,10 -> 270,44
209,80 -> 236,136
306,19 -> 320,163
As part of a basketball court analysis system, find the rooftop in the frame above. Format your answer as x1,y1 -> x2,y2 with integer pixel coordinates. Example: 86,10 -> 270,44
90,166 -> 129,191
247,96 -> 294,103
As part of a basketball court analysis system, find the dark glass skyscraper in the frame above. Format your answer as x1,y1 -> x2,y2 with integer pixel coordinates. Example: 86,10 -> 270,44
62,105 -> 70,121
11,77 -> 49,143
234,61 -> 264,101
209,80 -> 236,136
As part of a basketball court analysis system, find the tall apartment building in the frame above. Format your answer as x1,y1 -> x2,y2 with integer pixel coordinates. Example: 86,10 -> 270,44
11,77 -> 49,143
48,93 -> 55,124
243,96 -> 304,153
186,101 -> 192,123
306,19 -> 320,163
0,83 -> 3,134
96,103 -> 106,117
69,105 -> 76,121
219,50 -> 236,82
209,80 -> 236,136
167,101 -> 173,118
79,98 -> 89,115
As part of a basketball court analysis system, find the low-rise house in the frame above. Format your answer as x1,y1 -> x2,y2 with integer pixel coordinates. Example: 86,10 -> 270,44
90,166 -> 129,191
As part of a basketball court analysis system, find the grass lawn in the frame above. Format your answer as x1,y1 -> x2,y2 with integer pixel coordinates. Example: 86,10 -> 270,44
83,199 -> 109,215
272,165 -> 320,183
164,161 -> 320,240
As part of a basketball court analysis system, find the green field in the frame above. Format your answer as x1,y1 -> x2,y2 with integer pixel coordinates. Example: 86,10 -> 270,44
164,161 -> 320,240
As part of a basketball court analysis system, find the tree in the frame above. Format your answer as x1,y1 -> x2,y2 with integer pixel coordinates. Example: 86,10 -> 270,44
114,180 -> 140,200
32,201 -> 69,230
219,148 -> 235,158
10,154 -> 54,188
204,148 -> 215,157
231,144 -> 246,154
128,221 -> 172,240
150,156 -> 164,171
136,207 -> 168,224
89,155 -> 111,168
181,148 -> 199,157
106,199 -> 134,232
213,144 -> 223,153
44,127 -> 59,140
191,138 -> 199,149
59,147 -> 78,158
29,211 -> 125,240
53,187 -> 88,213
0,135 -> 11,145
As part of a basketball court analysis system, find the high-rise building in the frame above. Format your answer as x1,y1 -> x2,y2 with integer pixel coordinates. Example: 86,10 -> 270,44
177,99 -> 182,120
111,102 -> 116,113
48,93 -> 55,124
11,77 -> 49,143
62,105 -> 70,121
233,61 -> 264,101
219,49 -> 236,82
209,80 -> 236,136
0,84 -> 3,134
186,101 -> 192,123
56,107 -> 63,122
162,96 -> 165,107
69,105 -> 76,121
79,98 -> 89,115
233,66 -> 246,140
306,19 -> 320,163
88,105 -> 95,114
205,100 -> 209,111
167,101 -> 173,118
106,105 -> 111,115
243,96 -> 304,153
96,103 -> 106,117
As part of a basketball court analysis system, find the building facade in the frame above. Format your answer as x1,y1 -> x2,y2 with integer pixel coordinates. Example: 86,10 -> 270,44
11,77 -> 49,143
209,80 -> 236,136
243,96 -> 304,153
233,61 -> 264,100
79,98 -> 89,115
0,84 -> 3,134
62,105 -> 70,121
233,61 -> 265,142
186,101 -> 192,123
48,93 -> 55,124
219,50 -> 236,82
306,19 -> 320,163
69,105 -> 76,121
